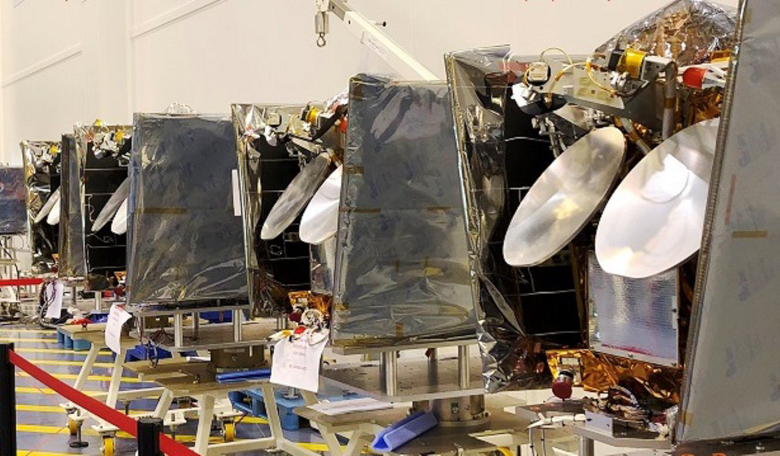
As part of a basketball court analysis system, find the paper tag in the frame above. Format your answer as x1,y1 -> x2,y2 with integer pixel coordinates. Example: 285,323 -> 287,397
44,281 -> 65,320
105,304 -> 132,354
231,169 -> 241,217
270,331 -> 329,393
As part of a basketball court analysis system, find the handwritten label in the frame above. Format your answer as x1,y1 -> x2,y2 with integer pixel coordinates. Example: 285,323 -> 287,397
105,304 -> 132,354
44,281 -> 65,320
270,332 -> 328,393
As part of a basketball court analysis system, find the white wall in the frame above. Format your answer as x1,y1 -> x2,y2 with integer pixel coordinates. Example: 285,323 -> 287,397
1,0 -> 739,165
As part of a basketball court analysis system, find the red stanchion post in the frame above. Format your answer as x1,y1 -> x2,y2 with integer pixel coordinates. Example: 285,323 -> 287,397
0,343 -> 17,456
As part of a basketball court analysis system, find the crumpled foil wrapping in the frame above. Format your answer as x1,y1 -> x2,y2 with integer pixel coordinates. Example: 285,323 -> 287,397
231,104 -> 326,317
288,290 -> 331,320
127,114 -> 246,303
58,133 -> 85,282
548,349 -> 682,405
445,47 -> 584,392
60,125 -> 132,288
77,124 -> 131,290
20,141 -> 60,273
0,167 -> 27,235
330,74 -> 477,347
596,0 -> 737,66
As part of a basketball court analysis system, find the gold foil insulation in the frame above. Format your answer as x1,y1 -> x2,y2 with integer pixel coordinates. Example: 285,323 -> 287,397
548,349 -> 682,404
288,291 -> 331,320
596,0 -> 737,67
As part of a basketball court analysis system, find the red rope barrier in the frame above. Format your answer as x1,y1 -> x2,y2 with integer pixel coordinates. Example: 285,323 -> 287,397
0,278 -> 43,287
9,350 -> 199,456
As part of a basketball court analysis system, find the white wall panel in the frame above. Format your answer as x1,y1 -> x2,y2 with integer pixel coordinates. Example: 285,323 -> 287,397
2,55 -> 85,165
1,0 -> 741,163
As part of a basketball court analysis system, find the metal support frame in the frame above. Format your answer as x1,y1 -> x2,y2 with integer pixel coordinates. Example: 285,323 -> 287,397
194,395 -> 216,454
174,312 -> 184,347
106,347 -> 127,408
316,0 -> 438,81
379,351 -> 398,396
578,434 -> 595,456
458,345 -> 470,390
232,309 -> 242,342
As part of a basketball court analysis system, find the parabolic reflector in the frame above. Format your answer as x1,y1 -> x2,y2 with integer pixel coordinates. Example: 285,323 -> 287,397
92,177 -> 129,232
260,153 -> 331,240
503,127 -> 626,266
596,119 -> 719,278
34,187 -> 60,224
300,165 -> 342,245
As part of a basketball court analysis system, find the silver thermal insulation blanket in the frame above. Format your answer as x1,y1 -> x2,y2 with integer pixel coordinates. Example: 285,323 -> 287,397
127,114 -> 247,304
330,74 -> 477,346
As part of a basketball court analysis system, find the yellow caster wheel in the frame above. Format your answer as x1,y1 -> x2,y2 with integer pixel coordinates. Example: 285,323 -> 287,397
223,421 -> 235,442
496,447 -> 513,456
67,418 -> 79,436
102,436 -> 115,456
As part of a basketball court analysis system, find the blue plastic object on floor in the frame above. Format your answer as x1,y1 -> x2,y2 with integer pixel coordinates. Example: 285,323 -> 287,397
126,344 -> 172,362
215,369 -> 271,383
370,411 -> 438,452
201,311 -> 232,323
88,312 -> 109,323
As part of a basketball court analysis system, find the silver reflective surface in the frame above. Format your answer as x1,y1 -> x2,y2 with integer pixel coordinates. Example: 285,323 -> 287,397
0,167 -> 27,235
58,133 -> 86,281
503,127 -> 625,266
596,119 -> 719,279
21,140 -> 61,273
46,199 -> 60,225
127,113 -> 246,303
92,177 -> 129,232
300,165 -> 342,245
232,104 -> 317,316
34,187 -> 60,224
111,198 -> 128,235
588,253 -> 679,367
331,74 -> 476,346
596,0 -> 736,68
679,0 -> 780,443
447,47 -> 582,392
260,153 -> 331,240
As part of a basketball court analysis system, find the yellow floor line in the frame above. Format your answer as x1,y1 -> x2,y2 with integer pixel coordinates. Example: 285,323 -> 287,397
298,442 -> 345,452
0,337 -> 58,343
0,328 -> 56,335
17,424 -> 245,445
17,451 -> 77,456
14,347 -> 112,356
15,403 -> 271,426
16,386 -> 102,396
17,371 -> 142,383
20,359 -> 114,369
16,404 -> 65,413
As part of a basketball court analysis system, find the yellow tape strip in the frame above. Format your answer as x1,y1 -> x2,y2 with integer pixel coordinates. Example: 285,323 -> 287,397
19,359 -> 114,369
16,386 -> 102,396
0,337 -> 59,344
14,347 -> 112,356
17,371 -> 142,383
17,451 -> 77,456
0,329 -> 56,335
